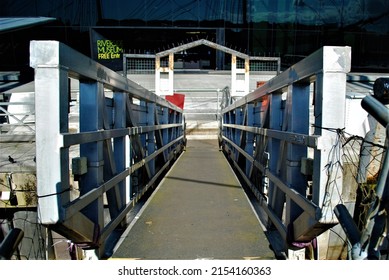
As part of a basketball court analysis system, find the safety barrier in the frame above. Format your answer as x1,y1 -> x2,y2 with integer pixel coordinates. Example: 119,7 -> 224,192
220,46 -> 352,258
335,91 -> 389,260
0,90 -> 35,143
30,41 -> 185,258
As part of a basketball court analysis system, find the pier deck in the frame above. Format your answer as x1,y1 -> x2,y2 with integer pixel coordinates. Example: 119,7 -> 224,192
111,139 -> 275,260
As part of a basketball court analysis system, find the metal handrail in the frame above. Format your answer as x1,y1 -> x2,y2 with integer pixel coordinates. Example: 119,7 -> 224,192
30,41 -> 185,258
220,46 -> 352,258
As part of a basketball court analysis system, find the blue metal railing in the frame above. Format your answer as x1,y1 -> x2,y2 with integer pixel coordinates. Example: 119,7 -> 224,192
30,41 -> 185,258
220,46 -> 352,259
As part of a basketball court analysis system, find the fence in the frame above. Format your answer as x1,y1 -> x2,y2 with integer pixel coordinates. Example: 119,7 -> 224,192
0,91 -> 35,142
30,40 -> 185,259
220,46 -> 352,259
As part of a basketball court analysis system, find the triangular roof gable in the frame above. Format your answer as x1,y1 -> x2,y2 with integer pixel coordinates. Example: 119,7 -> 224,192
156,39 -> 249,59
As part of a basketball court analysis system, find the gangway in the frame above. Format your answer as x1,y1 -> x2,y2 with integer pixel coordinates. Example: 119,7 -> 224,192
2,40 -> 388,260
111,139 -> 275,260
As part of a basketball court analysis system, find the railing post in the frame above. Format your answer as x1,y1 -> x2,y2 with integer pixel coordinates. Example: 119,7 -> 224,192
245,58 -> 250,95
161,106 -> 169,160
113,91 -> 128,207
311,48 -> 350,258
34,62 -> 70,224
313,71 -> 348,222
155,56 -> 161,95
231,55 -> 237,96
79,81 -> 105,229
168,53 -> 174,95
245,104 -> 254,176
285,83 -> 310,226
225,111 -> 233,144
147,102 -> 156,176
267,93 -> 284,228
235,108 -> 243,161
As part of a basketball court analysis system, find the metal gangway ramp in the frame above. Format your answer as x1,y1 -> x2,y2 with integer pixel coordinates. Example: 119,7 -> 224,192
4,39 -> 387,260
111,139 -> 275,260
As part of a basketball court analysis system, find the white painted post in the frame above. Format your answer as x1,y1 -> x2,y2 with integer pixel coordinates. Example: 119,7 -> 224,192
32,41 -> 70,224
245,58 -> 250,95
169,53 -> 174,95
155,56 -> 161,95
231,55 -> 237,96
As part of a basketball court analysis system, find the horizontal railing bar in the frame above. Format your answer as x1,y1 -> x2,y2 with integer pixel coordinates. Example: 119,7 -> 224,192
62,124 -> 182,147
0,113 -> 34,116
130,136 -> 184,173
64,168 -> 130,220
0,123 -> 35,126
173,89 -> 220,93
141,136 -> 184,167
133,124 -> 183,134
0,135 -> 35,143
249,56 -> 280,61
222,135 -> 320,220
63,129 -> 128,147
230,159 -> 287,240
265,171 -> 321,220
0,102 -> 34,105
64,139 -> 183,220
123,54 -> 156,59
222,46 -> 351,113
184,112 -> 218,115
222,136 -> 252,161
223,124 -> 318,148
99,195 -> 135,243
30,41 -> 183,114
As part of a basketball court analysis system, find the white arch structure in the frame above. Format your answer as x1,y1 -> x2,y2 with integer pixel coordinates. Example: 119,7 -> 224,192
154,39 -> 280,97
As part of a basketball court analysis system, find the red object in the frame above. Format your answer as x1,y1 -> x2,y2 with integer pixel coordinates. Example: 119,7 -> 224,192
166,93 -> 185,109
256,81 -> 266,88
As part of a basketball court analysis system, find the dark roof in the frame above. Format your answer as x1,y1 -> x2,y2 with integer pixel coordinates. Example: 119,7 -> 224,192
0,17 -> 56,34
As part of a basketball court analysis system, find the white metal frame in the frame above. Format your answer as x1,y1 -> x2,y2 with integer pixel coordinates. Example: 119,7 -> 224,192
153,39 -> 280,97
30,41 -> 185,258
220,46 -> 352,259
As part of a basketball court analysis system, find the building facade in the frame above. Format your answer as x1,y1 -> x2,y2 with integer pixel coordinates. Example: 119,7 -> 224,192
1,0 -> 389,72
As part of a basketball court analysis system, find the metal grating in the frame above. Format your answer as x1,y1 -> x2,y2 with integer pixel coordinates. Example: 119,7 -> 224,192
250,60 -> 279,72
126,57 -> 155,74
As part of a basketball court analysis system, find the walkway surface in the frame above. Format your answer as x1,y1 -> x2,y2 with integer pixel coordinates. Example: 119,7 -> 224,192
111,139 -> 275,260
